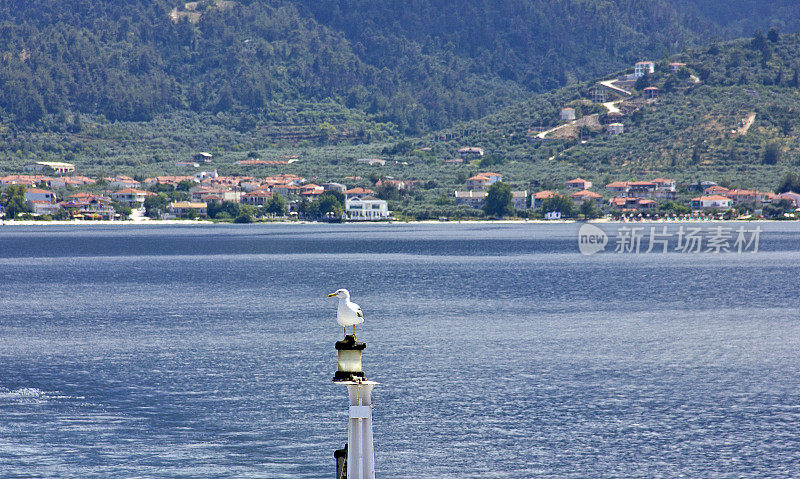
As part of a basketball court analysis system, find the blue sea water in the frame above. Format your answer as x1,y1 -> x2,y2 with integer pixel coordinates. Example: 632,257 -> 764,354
0,222 -> 799,478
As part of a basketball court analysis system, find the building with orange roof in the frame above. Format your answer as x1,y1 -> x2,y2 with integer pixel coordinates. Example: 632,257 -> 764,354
565,178 -> 592,190
272,184 -> 301,197
532,190 -> 557,209
703,185 -> 730,196
773,192 -> 800,207
465,172 -> 502,190
241,189 -> 272,206
24,188 -> 57,203
605,181 -> 630,196
608,197 -> 657,211
344,187 -> 375,199
691,195 -> 732,210
167,202 -> 208,218
0,175 -> 38,187
569,190 -> 602,206
651,178 -> 676,191
725,189 -> 772,205
111,188 -> 156,206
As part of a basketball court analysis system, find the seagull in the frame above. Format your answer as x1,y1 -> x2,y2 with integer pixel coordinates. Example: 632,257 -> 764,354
327,289 -> 364,337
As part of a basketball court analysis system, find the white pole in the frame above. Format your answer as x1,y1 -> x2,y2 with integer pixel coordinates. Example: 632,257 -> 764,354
344,381 -> 376,479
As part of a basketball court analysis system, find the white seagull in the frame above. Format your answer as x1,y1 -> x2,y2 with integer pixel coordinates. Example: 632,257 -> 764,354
328,289 -> 364,337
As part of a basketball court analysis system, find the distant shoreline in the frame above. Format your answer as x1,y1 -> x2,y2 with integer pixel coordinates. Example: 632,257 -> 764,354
0,218 -> 793,227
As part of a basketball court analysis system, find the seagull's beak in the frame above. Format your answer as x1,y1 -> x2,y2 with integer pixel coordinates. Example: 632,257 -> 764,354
327,292 -> 337,298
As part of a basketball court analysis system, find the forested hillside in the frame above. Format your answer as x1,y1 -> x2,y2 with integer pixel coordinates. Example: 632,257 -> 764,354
1,0 -> 796,134
428,30 -> 800,191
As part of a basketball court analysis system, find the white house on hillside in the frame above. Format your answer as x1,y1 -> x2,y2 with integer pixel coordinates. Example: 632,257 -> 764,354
345,195 -> 389,220
634,61 -> 655,78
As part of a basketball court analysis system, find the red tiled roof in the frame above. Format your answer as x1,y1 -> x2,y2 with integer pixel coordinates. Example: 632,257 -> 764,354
114,188 -> 150,195
533,190 -> 556,199
692,195 -> 731,201
570,190 -> 601,198
345,187 -> 374,194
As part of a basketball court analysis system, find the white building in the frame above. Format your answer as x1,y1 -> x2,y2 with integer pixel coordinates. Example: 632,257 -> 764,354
111,188 -> 155,206
356,158 -> 386,166
27,201 -> 62,215
607,123 -> 625,135
345,196 -> 389,220
691,195 -> 732,210
669,62 -> 686,73
24,161 -> 75,174
454,190 -> 487,208
166,201 -> 208,218
634,61 -> 655,78
561,108 -> 576,121
195,169 -> 219,180
511,191 -> 529,210
458,147 -> 484,158
107,177 -> 141,189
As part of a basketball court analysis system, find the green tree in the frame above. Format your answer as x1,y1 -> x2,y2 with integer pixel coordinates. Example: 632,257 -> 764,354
149,182 -> 175,194
265,194 -> 287,216
207,201 -> 241,219
634,73 -> 651,91
53,208 -> 70,221
776,172 -> 800,193
482,181 -> 513,218
541,195 -> 574,218
112,201 -> 133,219
579,200 -> 601,219
176,180 -> 195,191
767,27 -> 780,43
376,184 -> 400,201
763,141 -> 781,165
659,201 -> 690,215
309,193 -> 344,220
143,193 -> 169,218
1,184 -> 30,219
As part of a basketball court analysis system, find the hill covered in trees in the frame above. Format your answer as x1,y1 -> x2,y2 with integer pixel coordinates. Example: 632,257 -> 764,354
2,0 -> 799,134
423,29 -> 800,191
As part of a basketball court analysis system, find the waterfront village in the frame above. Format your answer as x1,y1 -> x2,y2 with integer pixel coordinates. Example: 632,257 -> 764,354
1,157 -> 799,223
2,58 -> 798,223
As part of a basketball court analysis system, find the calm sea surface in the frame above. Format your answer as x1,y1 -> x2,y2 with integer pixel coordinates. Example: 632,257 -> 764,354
1,223 -> 799,478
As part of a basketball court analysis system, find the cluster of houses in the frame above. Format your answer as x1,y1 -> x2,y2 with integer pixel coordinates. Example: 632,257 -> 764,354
0,170 -> 391,221
454,173 -> 800,216
455,172 -> 528,210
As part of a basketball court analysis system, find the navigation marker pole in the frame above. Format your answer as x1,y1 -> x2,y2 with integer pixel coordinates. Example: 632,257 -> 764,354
333,335 -> 376,479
